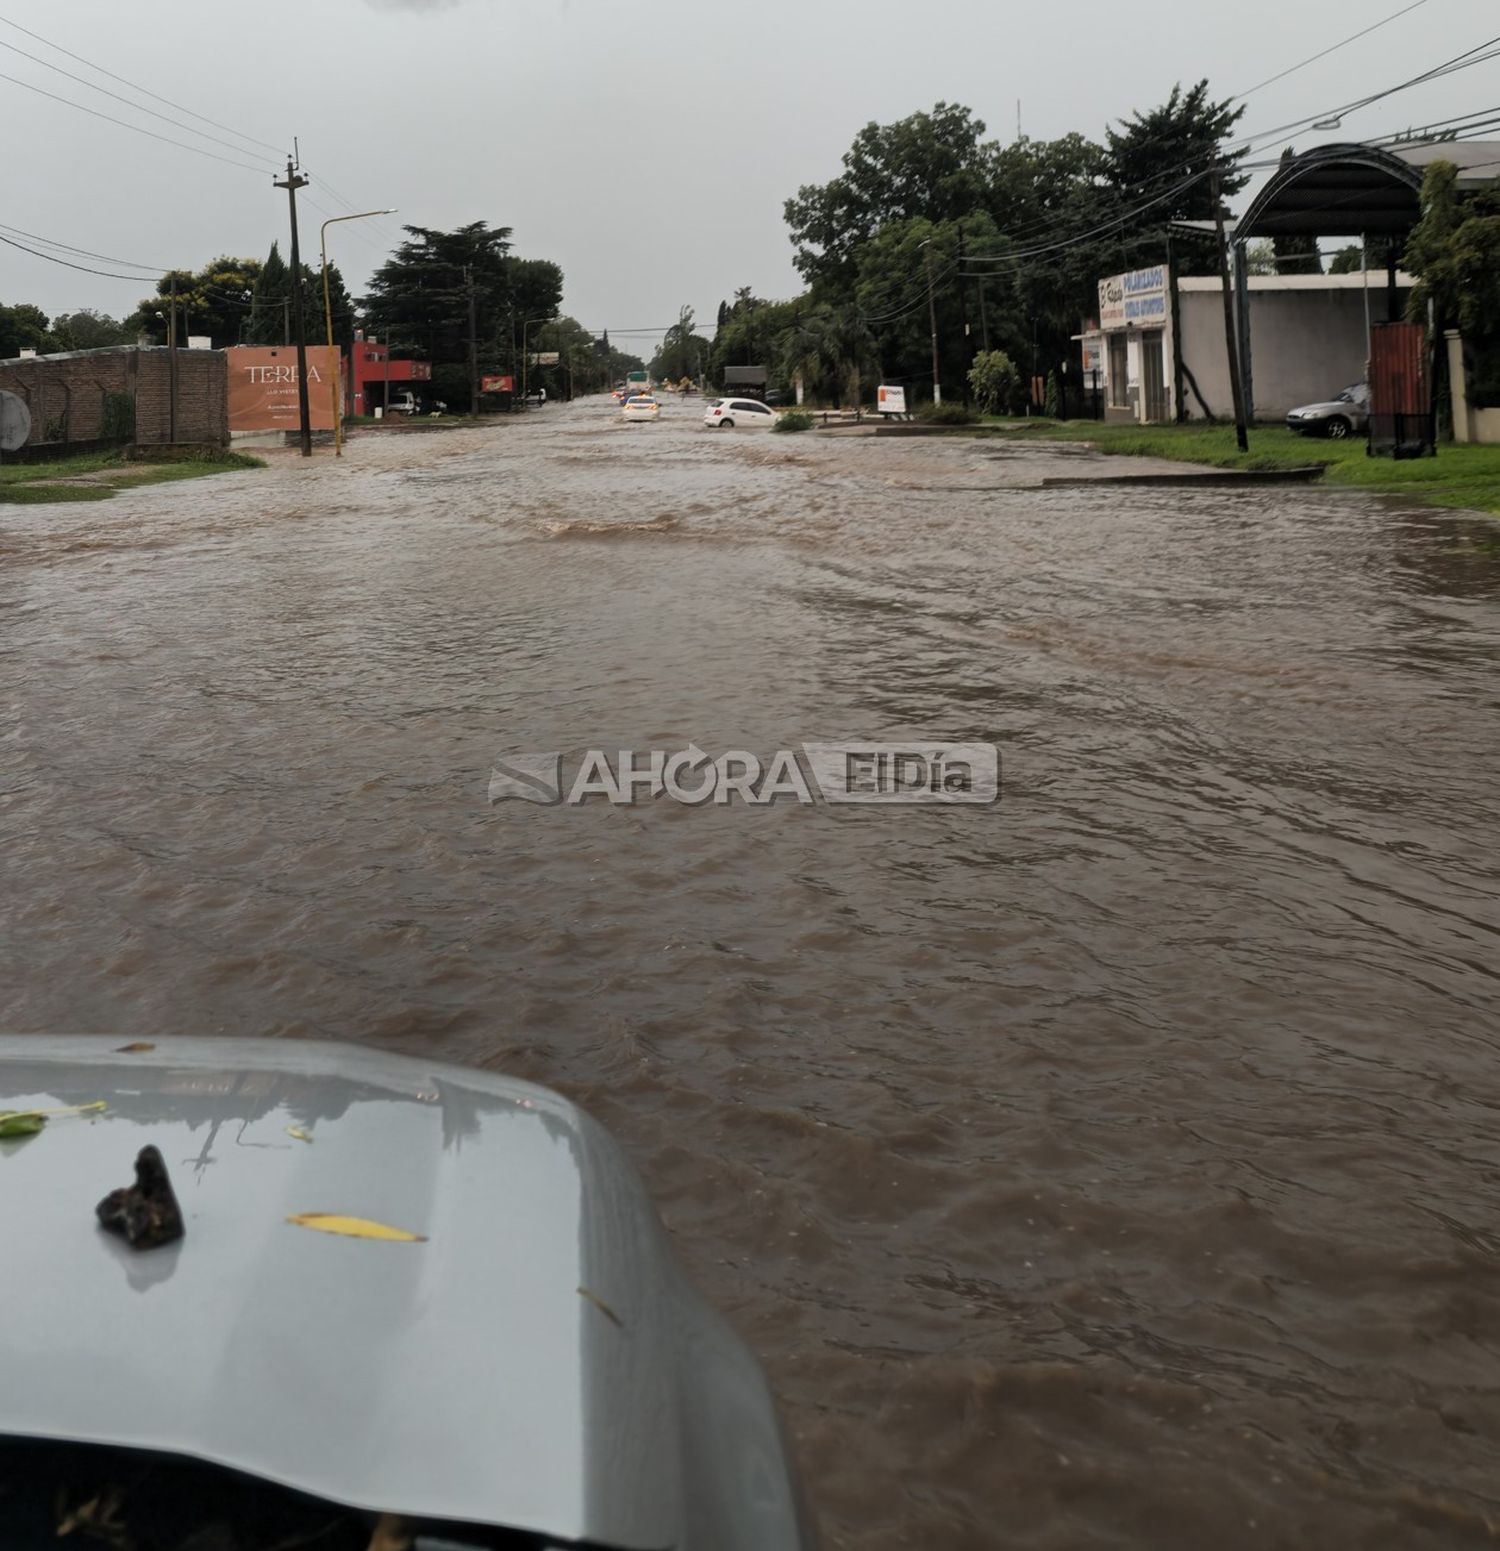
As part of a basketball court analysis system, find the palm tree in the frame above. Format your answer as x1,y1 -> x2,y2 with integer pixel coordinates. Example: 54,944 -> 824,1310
780,307 -> 877,407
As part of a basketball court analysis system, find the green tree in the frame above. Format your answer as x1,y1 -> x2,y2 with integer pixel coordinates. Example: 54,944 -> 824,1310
1404,161 -> 1500,336
1104,81 -> 1247,229
1244,239 -> 1278,276
1329,238 -> 1391,274
364,221 -> 513,367
0,302 -> 53,356
1043,370 -> 1061,418
708,292 -> 801,389
246,241 -> 291,345
651,305 -> 711,384
1404,162 -> 1500,409
508,256 -> 566,351
364,223 -> 563,410
48,309 -> 132,351
784,102 -> 994,293
968,348 -> 1019,414
317,261 -> 357,350
779,304 -> 876,406
126,255 -> 262,346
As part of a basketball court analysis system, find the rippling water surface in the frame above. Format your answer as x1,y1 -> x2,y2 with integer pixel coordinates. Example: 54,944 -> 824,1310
5,404 -> 1500,1548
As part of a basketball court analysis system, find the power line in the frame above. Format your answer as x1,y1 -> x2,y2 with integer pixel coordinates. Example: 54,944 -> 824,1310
0,10 -> 285,156
0,220 -> 164,274
957,35 -> 1500,268
0,38 -> 281,168
0,230 -> 160,282
307,168 -> 406,248
1233,0 -> 1431,99
0,70 -> 273,173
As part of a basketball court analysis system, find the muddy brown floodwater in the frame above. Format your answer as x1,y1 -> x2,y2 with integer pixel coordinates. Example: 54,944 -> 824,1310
5,402 -> 1500,1548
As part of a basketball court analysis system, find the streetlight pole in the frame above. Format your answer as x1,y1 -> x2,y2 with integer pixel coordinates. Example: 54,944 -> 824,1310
321,208 -> 396,457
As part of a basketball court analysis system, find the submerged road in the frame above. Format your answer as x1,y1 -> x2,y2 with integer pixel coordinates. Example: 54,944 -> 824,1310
5,400 -> 1500,1548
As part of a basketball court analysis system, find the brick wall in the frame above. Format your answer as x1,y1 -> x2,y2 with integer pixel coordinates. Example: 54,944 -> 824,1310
0,346 -> 228,448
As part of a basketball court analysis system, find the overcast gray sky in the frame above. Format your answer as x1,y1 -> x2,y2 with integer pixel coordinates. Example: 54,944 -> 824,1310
2,0 -> 1496,346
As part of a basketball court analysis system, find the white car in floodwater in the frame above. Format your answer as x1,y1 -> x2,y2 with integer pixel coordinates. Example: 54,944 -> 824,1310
703,398 -> 778,430
621,395 -> 661,422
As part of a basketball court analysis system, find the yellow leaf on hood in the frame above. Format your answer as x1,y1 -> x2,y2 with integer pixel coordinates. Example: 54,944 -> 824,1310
287,1212 -> 426,1242
286,1126 -> 313,1143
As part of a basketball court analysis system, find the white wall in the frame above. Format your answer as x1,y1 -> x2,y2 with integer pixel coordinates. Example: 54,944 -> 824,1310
1179,275 -> 1413,420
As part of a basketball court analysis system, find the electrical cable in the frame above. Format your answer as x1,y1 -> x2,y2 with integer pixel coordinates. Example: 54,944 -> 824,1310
0,70 -> 274,173
1232,0 -> 1430,99
0,230 -> 162,282
0,220 -> 164,274
0,10 -> 285,156
0,38 -> 281,168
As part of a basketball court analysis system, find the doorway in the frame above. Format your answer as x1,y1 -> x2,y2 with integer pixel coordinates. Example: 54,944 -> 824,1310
1140,330 -> 1168,422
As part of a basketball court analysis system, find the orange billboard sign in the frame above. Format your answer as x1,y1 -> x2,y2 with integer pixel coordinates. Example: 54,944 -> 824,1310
227,346 -> 340,432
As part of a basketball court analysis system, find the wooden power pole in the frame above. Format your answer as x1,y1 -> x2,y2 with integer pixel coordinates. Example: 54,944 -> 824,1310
466,267 -> 479,418
275,156 -> 313,457
167,272 -> 179,446
1212,170 -> 1250,453
922,240 -> 941,407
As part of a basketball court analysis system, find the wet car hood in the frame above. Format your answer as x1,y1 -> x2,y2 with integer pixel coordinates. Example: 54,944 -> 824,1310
1290,397 -> 1363,416
0,1037 -> 794,1549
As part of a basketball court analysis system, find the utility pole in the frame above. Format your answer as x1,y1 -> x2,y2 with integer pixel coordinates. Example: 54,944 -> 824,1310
957,225 -> 972,405
275,155 -> 313,457
1212,169 -> 1249,453
466,266 -> 479,418
167,272 -> 179,445
921,239 -> 941,407
1167,231 -> 1186,423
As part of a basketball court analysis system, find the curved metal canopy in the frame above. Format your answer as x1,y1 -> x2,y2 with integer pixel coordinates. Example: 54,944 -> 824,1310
1237,143 -> 1422,239
1236,139 -> 1500,241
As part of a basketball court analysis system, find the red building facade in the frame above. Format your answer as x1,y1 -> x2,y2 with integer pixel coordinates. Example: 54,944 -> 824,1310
347,334 -> 432,416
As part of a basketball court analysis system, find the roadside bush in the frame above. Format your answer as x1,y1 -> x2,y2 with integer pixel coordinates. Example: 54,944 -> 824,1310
916,401 -> 979,425
101,391 -> 135,442
1043,371 -> 1061,418
967,349 -> 1019,414
772,410 -> 814,433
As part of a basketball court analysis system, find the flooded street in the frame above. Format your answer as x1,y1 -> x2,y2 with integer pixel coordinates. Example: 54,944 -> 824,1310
5,400 -> 1500,1548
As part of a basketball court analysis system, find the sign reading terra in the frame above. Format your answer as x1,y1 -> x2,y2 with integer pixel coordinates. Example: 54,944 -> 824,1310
877,384 -> 907,415
227,346 -> 340,432
1099,267 -> 1168,332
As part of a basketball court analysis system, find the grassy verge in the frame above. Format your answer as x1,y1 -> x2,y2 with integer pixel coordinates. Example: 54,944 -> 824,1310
990,420 -> 1500,515
0,448 -> 263,505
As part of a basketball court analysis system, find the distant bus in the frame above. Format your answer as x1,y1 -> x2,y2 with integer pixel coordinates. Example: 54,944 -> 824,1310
625,370 -> 651,394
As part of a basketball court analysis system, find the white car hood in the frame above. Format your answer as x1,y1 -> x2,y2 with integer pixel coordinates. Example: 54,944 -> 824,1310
0,1038 -> 695,1547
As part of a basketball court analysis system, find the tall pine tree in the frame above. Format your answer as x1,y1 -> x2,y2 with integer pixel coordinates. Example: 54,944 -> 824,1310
247,242 -> 290,345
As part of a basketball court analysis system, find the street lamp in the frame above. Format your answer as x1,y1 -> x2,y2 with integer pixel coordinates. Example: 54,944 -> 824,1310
321,209 -> 396,456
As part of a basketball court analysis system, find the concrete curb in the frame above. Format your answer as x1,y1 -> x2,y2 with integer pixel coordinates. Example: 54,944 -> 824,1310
1040,467 -> 1327,488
